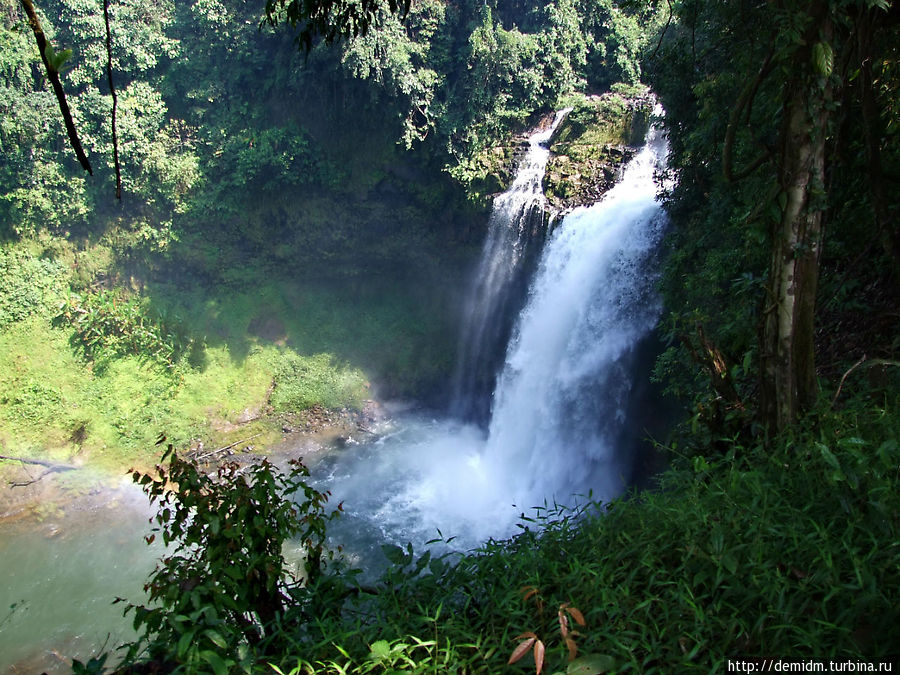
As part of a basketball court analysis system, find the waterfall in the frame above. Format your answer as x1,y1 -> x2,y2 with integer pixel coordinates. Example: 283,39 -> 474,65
482,115 -> 668,505
450,109 -> 571,423
315,111 -> 669,551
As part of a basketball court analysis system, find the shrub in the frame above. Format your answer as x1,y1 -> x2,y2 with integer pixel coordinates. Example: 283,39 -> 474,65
0,247 -> 66,329
119,441 -> 341,673
56,289 -> 192,371
269,351 -> 368,412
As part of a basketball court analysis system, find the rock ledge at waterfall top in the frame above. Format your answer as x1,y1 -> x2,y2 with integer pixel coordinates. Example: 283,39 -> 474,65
544,88 -> 654,212
461,88 -> 654,213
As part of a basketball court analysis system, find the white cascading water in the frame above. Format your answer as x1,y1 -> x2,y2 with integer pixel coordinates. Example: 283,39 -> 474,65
316,110 -> 668,554
451,109 -> 571,422
482,116 -> 668,505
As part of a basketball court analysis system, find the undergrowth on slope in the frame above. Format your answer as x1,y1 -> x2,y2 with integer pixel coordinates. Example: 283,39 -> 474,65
0,236 -> 453,467
108,398 -> 900,673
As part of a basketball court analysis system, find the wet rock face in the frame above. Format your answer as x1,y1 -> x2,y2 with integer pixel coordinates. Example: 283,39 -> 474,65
544,144 -> 636,211
544,92 -> 652,213
464,91 -> 652,216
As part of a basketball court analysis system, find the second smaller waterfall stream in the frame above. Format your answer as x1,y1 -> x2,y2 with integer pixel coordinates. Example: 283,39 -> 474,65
451,109 -> 571,423
314,113 -> 668,557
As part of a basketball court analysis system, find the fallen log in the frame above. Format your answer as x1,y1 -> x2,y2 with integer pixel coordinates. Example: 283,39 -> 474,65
0,454 -> 80,487
0,454 -> 79,471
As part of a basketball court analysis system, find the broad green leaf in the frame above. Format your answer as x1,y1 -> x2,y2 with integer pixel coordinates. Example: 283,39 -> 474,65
175,629 -> 194,658
369,639 -> 392,661
199,650 -> 229,675
381,543 -> 408,565
567,654 -> 617,674
203,629 -> 227,649
812,42 -> 833,78
818,444 -> 841,471
722,554 -> 738,575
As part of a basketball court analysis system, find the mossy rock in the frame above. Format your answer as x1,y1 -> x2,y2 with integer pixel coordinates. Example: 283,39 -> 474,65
545,90 -> 652,211
458,143 -> 519,208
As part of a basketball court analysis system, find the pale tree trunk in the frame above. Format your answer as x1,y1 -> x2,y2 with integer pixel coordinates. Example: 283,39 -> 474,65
761,9 -> 832,433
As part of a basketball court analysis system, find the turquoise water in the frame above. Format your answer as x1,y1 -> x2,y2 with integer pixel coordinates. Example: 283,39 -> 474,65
0,480 -> 158,673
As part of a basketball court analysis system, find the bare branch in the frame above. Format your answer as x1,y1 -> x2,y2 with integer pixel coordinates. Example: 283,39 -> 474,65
20,0 -> 92,174
1,454 -> 80,486
190,433 -> 264,463
831,357 -> 900,408
0,454 -> 78,469
650,0 -> 674,60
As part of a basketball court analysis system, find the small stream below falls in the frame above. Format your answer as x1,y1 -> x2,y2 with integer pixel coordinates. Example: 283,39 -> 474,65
0,108 -> 669,671
0,478 -> 158,673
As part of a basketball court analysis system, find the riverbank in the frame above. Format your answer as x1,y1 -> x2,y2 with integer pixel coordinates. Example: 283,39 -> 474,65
0,396 -> 391,527
0,392 -> 404,674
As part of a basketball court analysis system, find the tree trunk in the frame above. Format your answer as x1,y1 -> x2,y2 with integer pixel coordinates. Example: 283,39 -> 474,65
760,8 -> 832,433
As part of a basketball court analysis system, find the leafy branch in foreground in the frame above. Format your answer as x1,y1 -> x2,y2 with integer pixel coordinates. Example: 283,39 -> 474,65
262,0 -> 411,52
119,440 -> 340,673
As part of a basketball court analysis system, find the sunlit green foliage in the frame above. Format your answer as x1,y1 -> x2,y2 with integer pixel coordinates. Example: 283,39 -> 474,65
577,0 -> 648,90
0,246 -> 67,327
56,288 -> 191,370
0,268 -> 453,465
1,0 -> 655,277
340,3 -> 444,148
270,352 -> 369,412
119,445 -> 341,673
2,2 -> 896,673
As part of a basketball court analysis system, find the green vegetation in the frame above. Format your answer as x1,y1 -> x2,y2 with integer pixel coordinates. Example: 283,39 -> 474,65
545,89 -> 651,209
0,314 -> 273,463
2,0 -> 899,672
0,247 -> 68,328
110,443 -> 339,674
270,353 -> 368,413
646,0 -> 900,435
1,0 -> 658,467
103,397 -> 898,673
57,288 -> 192,370
0,274 -> 453,466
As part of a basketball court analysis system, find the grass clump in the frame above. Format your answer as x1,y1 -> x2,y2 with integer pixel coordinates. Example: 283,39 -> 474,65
0,246 -> 67,328
269,352 -> 369,413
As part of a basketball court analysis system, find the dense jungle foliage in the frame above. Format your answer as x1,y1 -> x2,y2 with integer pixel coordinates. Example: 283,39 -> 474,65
2,0 -> 899,671
0,0 -> 659,461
